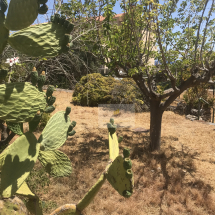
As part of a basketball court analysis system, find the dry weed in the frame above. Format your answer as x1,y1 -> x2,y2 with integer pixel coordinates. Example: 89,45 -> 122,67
28,91 -> 215,215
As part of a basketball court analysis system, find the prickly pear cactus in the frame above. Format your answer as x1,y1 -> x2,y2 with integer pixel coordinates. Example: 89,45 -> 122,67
8,14 -> 73,57
106,119 -> 134,198
106,155 -> 134,198
107,118 -> 119,160
0,69 -> 8,82
0,132 -> 40,198
38,3 -> 48,14
5,0 -> 39,30
16,182 -> 35,197
6,122 -> 23,136
30,67 -> 38,87
38,107 -> 76,151
0,10 -> 9,55
0,82 -> 46,123
0,196 -> 29,215
38,150 -> 72,177
0,0 -> 8,13
50,204 -> 78,215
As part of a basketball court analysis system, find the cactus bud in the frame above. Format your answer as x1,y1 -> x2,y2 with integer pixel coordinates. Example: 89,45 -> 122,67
123,148 -> 130,158
44,105 -> 55,113
65,106 -> 71,115
110,118 -> 114,125
68,121 -> 76,132
38,4 -> 48,15
46,85 -> 55,97
125,169 -> 133,179
37,71 -> 46,91
50,15 -> 54,22
68,130 -> 76,136
63,20 -> 70,28
54,13 -> 60,23
31,68 -> 38,86
118,136 -> 123,143
123,158 -> 132,170
66,23 -> 74,34
47,96 -> 56,106
59,15 -> 66,25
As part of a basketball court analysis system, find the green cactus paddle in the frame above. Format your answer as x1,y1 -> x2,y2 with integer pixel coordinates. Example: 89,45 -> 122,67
38,150 -> 72,177
0,82 -> 46,123
8,14 -> 73,57
0,132 -> 40,198
0,11 -> 9,55
106,155 -> 134,198
38,108 -> 76,151
5,0 -> 39,30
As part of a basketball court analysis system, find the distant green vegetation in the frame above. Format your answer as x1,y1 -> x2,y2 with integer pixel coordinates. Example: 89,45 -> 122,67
72,73 -> 148,112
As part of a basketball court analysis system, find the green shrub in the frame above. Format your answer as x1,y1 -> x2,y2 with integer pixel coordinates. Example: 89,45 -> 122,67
37,112 -> 51,131
183,83 -> 214,112
72,73 -> 148,112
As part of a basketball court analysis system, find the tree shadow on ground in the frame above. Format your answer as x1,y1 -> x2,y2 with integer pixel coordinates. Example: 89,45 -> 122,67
130,136 -> 215,214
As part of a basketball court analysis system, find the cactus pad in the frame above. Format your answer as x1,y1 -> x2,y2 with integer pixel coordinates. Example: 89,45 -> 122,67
108,123 -> 119,160
8,14 -> 73,57
38,150 -> 72,177
0,82 -> 46,123
38,111 -> 73,151
5,0 -> 39,30
50,204 -> 78,215
0,69 -> 8,81
0,0 -> 8,13
0,11 -> 9,55
0,132 -> 40,198
16,181 -> 35,197
39,0 -> 47,3
106,155 -> 134,198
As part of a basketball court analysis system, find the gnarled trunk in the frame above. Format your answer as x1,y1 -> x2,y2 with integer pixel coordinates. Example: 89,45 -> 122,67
150,99 -> 164,151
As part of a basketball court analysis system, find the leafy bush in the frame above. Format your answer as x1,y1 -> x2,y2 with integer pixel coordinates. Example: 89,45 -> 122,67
183,84 -> 214,112
72,73 -> 149,112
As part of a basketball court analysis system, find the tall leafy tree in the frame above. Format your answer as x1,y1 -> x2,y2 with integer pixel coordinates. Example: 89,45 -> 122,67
61,0 -> 215,151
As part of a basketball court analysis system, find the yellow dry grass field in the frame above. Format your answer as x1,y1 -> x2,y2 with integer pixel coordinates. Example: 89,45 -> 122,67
10,90 -> 215,214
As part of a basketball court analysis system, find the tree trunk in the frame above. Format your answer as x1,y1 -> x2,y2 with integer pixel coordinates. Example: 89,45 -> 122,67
150,99 -> 164,151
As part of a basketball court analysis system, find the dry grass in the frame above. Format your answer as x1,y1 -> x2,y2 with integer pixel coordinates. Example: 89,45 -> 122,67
12,90 -> 215,214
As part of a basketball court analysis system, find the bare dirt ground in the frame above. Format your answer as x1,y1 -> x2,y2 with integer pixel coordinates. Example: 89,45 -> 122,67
12,90 -> 215,215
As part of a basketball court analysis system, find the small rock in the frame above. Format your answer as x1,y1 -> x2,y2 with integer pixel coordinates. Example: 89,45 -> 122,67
186,114 -> 198,121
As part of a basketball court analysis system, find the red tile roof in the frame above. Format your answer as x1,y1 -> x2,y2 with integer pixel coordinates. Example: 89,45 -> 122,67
29,13 -> 125,26
95,13 -> 125,21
